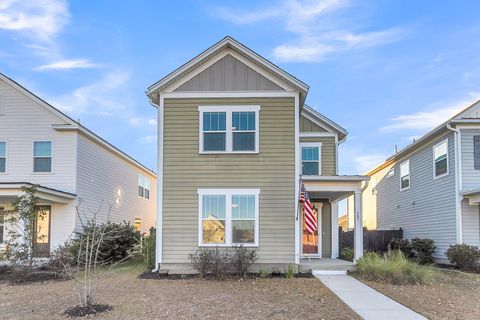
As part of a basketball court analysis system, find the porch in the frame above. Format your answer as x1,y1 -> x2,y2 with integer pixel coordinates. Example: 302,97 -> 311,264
299,175 -> 369,264
299,258 -> 354,274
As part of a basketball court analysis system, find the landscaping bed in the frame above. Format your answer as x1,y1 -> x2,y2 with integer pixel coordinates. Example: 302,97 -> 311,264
0,263 -> 360,319
358,269 -> 480,320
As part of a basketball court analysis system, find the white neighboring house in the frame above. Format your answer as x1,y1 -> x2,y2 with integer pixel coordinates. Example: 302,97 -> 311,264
0,73 -> 156,257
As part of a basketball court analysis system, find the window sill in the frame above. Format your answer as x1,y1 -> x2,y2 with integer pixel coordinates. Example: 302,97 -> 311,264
433,173 -> 449,180
31,172 -> 54,175
199,151 -> 259,155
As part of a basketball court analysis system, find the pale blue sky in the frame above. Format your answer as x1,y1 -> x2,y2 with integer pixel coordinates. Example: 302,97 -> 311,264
1,0 -> 480,174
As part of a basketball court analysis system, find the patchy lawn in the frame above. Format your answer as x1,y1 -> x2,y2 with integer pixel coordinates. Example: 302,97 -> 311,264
0,263 -> 360,320
357,269 -> 480,320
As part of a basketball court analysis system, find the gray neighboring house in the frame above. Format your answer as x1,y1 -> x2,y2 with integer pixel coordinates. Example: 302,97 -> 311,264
363,100 -> 480,258
146,36 -> 368,273
0,73 -> 156,257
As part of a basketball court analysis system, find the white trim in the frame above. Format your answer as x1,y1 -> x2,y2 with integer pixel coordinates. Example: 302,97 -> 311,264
197,188 -> 260,247
433,138 -> 449,179
294,93 -> 300,264
452,128 -> 463,244
147,37 -> 308,94
166,49 -> 293,93
163,91 -> 297,99
331,201 -> 339,259
399,159 -> 410,191
299,132 -> 337,138
301,202 -> 323,257
0,140 -> 7,174
300,142 -> 322,176
353,191 -> 363,261
198,105 -> 260,154
32,140 -> 53,174
156,93 -> 164,265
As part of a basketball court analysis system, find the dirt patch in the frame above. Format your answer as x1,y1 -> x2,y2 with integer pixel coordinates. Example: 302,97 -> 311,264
0,268 -> 63,285
356,269 -> 480,320
63,304 -> 113,318
0,265 -> 360,320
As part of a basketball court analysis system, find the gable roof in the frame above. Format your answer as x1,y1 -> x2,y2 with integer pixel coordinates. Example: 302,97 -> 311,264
302,105 -> 348,141
0,73 -> 156,177
146,36 -> 309,105
367,98 -> 480,176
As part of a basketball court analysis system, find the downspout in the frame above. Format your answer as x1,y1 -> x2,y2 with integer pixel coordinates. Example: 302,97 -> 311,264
148,94 -> 162,273
447,122 -> 463,244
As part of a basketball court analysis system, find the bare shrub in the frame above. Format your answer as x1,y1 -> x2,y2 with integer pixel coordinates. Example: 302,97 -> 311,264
230,246 -> 257,277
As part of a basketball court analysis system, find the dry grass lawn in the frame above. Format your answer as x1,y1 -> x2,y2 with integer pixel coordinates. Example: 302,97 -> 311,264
0,263 -> 360,320
359,269 -> 480,320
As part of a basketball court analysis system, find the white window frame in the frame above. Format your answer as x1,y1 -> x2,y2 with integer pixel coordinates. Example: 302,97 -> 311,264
32,140 -> 53,174
0,141 -> 6,174
433,139 -> 449,179
137,174 -> 151,200
197,188 -> 260,247
399,160 -> 410,191
301,142 -> 322,176
198,105 -> 260,154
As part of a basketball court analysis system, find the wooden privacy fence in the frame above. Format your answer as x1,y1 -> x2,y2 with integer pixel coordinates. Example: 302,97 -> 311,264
339,227 -> 403,254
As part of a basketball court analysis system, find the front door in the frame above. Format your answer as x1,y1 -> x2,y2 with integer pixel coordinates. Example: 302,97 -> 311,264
302,202 -> 322,256
33,205 -> 51,258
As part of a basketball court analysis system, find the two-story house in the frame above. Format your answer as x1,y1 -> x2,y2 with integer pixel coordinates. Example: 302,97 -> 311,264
362,100 -> 480,258
0,73 -> 156,257
146,37 -> 368,273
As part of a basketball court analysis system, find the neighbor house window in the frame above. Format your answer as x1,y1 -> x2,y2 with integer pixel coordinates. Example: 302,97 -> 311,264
0,207 -> 4,244
138,174 -> 150,199
301,143 -> 322,176
198,189 -> 259,246
387,168 -> 394,178
33,141 -> 52,173
400,160 -> 410,190
433,139 -> 448,178
0,142 -> 6,173
199,106 -> 260,153
474,136 -> 480,170
134,217 -> 142,232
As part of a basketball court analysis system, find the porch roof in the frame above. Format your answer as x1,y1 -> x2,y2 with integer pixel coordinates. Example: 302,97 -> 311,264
303,175 -> 369,202
460,188 -> 480,205
0,182 -> 76,204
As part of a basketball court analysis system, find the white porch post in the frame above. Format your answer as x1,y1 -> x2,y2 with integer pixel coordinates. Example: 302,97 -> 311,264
331,201 -> 339,259
354,191 -> 363,261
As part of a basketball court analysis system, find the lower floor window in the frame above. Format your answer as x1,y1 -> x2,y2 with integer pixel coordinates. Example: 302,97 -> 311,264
198,189 -> 259,246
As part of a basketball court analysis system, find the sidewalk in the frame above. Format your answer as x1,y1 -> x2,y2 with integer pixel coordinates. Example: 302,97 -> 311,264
315,274 -> 427,320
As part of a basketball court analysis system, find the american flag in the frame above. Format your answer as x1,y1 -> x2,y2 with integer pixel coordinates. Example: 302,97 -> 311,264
300,182 -> 317,234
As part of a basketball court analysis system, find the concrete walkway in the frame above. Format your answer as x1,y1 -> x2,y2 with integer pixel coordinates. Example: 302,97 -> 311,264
315,274 -> 427,320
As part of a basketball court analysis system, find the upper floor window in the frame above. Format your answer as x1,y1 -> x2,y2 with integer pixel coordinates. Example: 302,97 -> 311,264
400,160 -> 410,190
0,142 -> 6,173
33,141 -> 52,173
198,189 -> 259,246
301,143 -> 322,176
138,174 -> 150,199
474,136 -> 480,170
433,139 -> 448,178
199,106 -> 260,153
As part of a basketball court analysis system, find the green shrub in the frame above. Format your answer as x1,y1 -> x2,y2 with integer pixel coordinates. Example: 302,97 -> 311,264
284,264 -> 296,279
445,244 -> 480,270
355,251 -> 436,285
142,227 -> 156,270
73,221 -> 141,264
340,247 -> 354,261
411,238 -> 436,264
389,238 -> 413,258
258,269 -> 270,278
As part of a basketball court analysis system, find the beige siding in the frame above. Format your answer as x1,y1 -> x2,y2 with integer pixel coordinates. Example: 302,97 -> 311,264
300,137 -> 336,175
175,55 -> 283,92
76,134 -> 156,234
162,97 -> 295,264
300,116 -> 327,132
